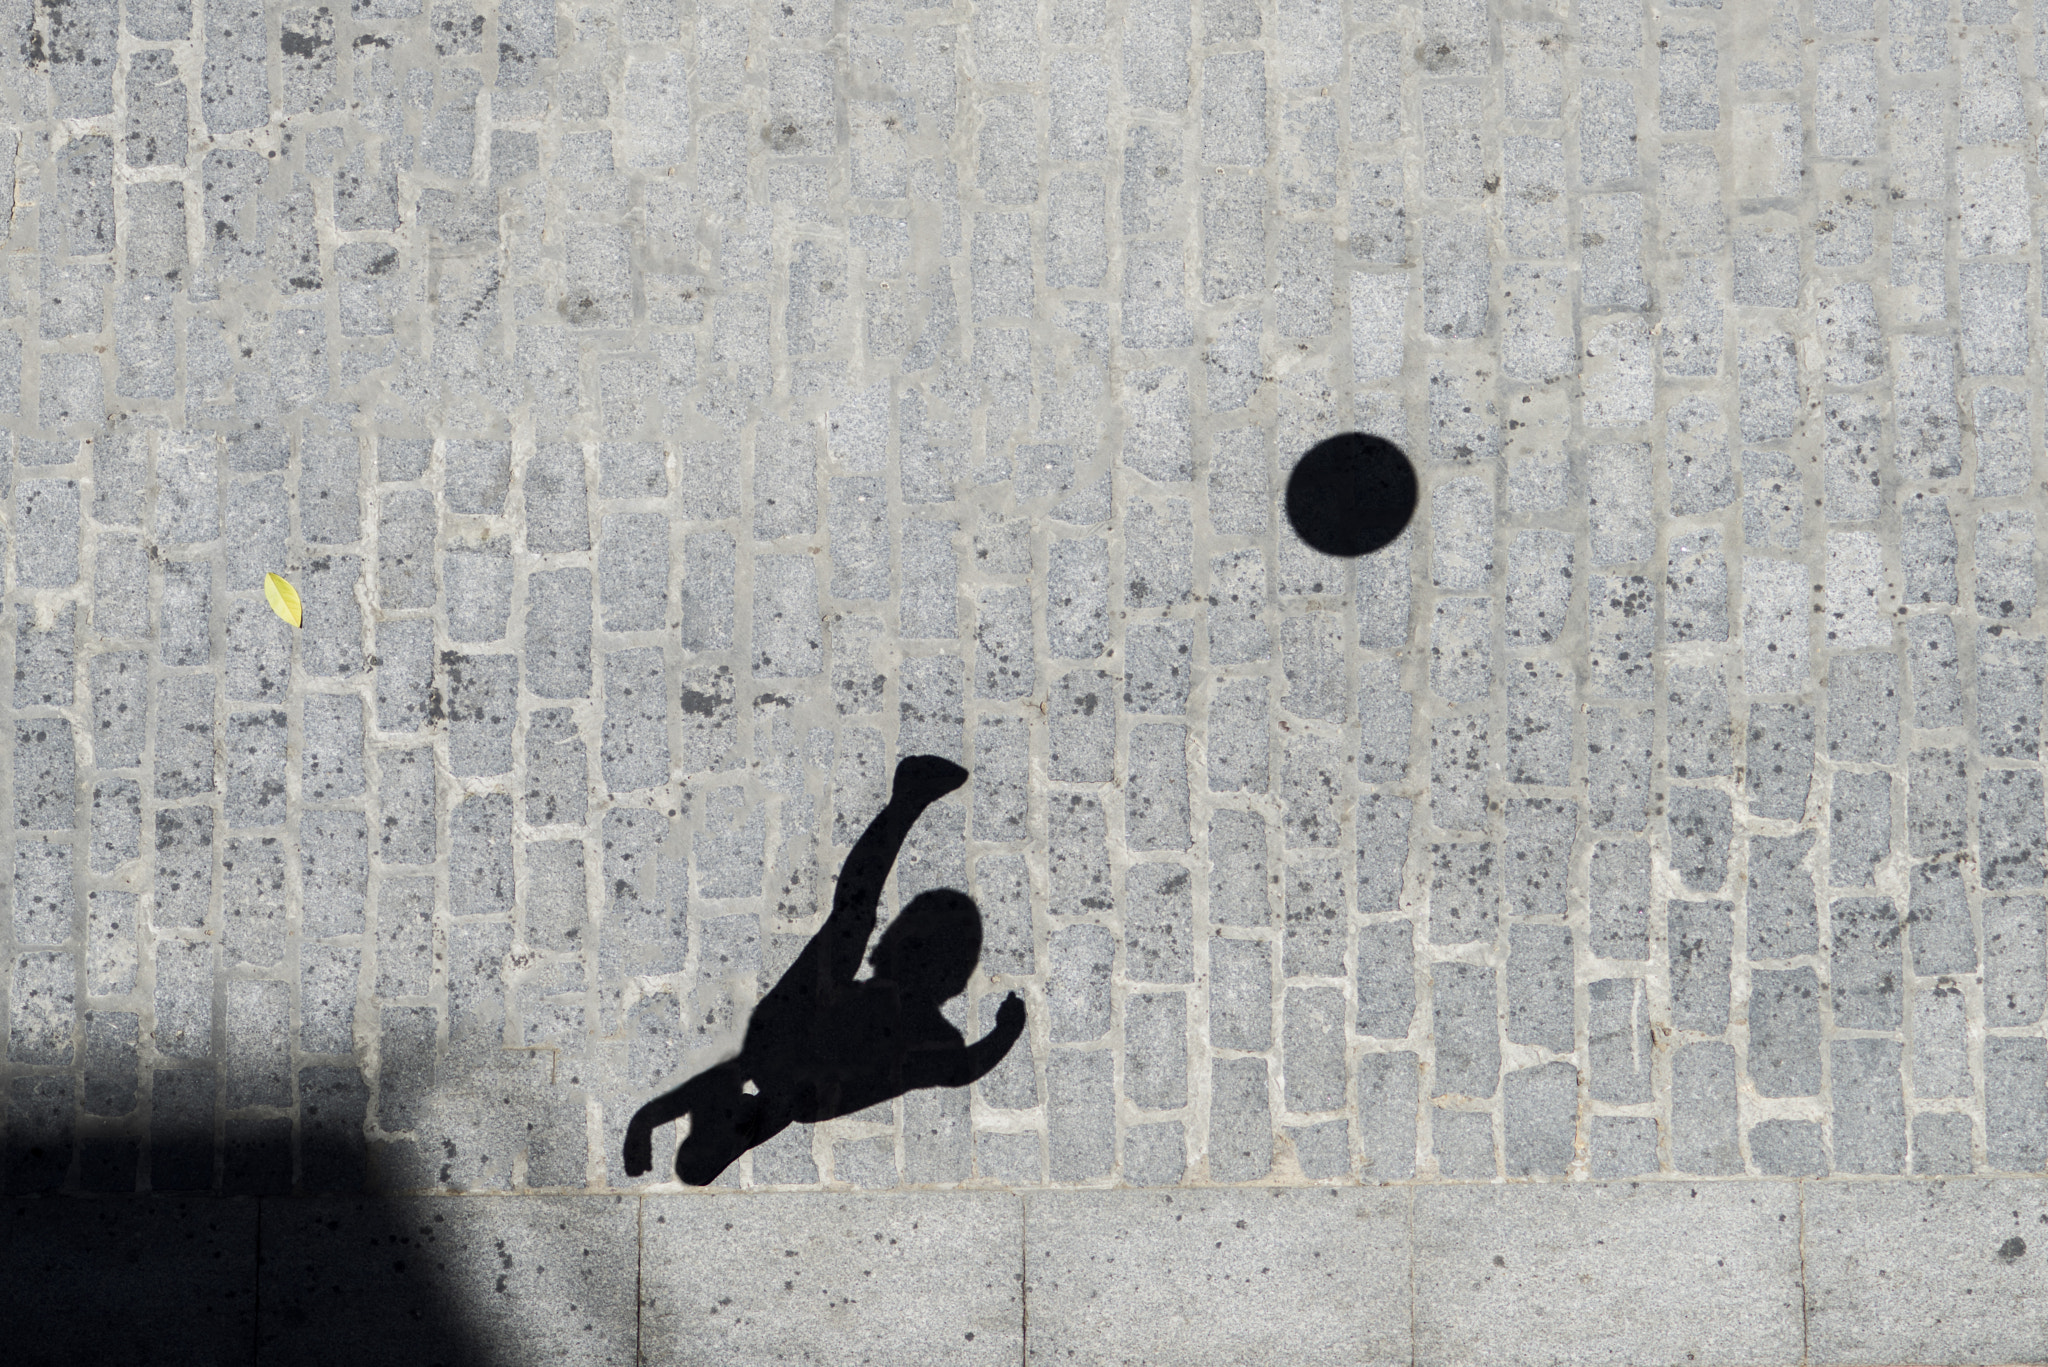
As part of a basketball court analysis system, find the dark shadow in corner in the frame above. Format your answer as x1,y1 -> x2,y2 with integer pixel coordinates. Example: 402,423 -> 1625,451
1285,432 -> 1419,558
624,755 -> 1026,1186
5,1088 -> 487,1363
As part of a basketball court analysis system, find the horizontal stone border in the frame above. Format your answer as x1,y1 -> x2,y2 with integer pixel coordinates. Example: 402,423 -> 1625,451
8,1180 -> 2046,1364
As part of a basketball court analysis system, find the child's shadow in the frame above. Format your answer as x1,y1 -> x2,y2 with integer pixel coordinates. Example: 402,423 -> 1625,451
624,756 -> 1026,1185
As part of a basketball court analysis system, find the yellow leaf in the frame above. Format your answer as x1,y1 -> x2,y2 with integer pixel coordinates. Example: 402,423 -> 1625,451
264,572 -> 303,628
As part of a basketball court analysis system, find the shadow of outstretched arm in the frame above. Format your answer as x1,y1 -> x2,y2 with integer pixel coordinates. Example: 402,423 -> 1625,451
902,992 -> 1027,1091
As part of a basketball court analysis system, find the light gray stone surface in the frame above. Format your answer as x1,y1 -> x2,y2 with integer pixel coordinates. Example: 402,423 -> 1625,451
1026,1187 -> 1412,1366
641,1192 -> 1023,1365
4,2 -> 2048,1356
1412,1183 -> 1804,1367
1804,1179 -> 2048,1366
12,1179 -> 2048,1361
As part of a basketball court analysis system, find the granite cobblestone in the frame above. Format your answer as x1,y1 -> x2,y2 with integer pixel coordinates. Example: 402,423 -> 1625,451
0,0 -> 2043,1204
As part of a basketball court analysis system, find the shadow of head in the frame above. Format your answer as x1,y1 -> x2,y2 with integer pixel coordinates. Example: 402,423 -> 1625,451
866,889 -> 982,1003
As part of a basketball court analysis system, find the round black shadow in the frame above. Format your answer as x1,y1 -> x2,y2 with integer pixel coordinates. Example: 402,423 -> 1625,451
1284,433 -> 1419,558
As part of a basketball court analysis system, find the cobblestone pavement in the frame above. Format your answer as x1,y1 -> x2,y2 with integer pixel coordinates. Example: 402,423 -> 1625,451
4,0 -> 2048,1209
12,1183 -> 2048,1365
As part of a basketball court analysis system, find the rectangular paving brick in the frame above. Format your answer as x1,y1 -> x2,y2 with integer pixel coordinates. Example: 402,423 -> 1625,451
1028,1189 -> 1410,1367
1805,1181 -> 2048,1365
645,1193 -> 1020,1365
1414,1183 -> 1802,1367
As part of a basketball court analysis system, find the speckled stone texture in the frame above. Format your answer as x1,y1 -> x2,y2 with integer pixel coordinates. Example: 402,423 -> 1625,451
2,0 -> 2046,1354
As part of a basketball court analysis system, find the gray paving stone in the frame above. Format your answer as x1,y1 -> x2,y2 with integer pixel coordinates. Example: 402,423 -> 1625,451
1027,1189 -> 1411,1367
377,747 -> 437,866
1503,1062 -> 1576,1177
1125,990 -> 1189,1112
1913,979 -> 1971,1101
1669,901 -> 1732,1034
1744,703 -> 1815,821
6,0 -> 2048,1323
1671,1042 -> 1740,1176
1282,859 -> 1347,977
1578,79 -> 1639,185
82,887 -> 135,1005
1668,788 -> 1731,893
1208,1055 -> 1272,1181
1805,1181 -> 2048,1364
526,569 -> 594,699
1903,615 -> 1962,729
1429,713 -> 1490,832
1588,576 -> 1655,697
1970,386 -> 2032,500
1974,513 -> 2038,624
1661,667 -> 1729,782
1986,1037 -> 2048,1171
1434,1110 -> 1494,1179
158,562 -> 213,669
1830,897 -> 1904,1031
1829,772 -> 1892,888
1658,28 -> 1720,131
1048,924 -> 1114,1044
372,619 -> 433,735
1353,1050 -> 1417,1183
1748,965 -> 1824,1099
1910,1113 -> 1973,1176
1504,925 -> 1572,1054
1832,1038 -> 1906,1174
1980,767 -> 2047,891
152,806 -> 215,932
1505,660 -> 1572,787
1825,653 -> 1900,765
1283,985 -> 1346,1112
375,490 -> 436,612
1496,803 -> 1566,925
600,648 -> 669,791
1748,1119 -> 1823,1178
222,835 -> 286,969
84,651 -> 144,770
296,554 -> 364,677
1346,919 -> 1414,1044
1414,1184 -> 1802,1367
1586,840 -> 1647,961
1985,894 -> 2048,1027
1587,977 -> 1651,1105
1288,1118 -> 1351,1181
1047,1048 -> 1115,1181
88,778 -> 139,874
525,444 -> 592,551
1590,1115 -> 1658,1180
1909,860 -> 1976,976
1585,706 -> 1652,832
1124,863 -> 1192,980
1432,964 -> 1498,1100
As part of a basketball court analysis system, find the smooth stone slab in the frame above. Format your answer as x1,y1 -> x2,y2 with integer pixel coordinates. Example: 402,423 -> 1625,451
1025,1188 -> 1412,1366
6,1195 -> 259,1362
1805,1178 -> 2048,1365
1413,1182 -> 1803,1367
641,1192 -> 1022,1366
258,1195 -> 638,1366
